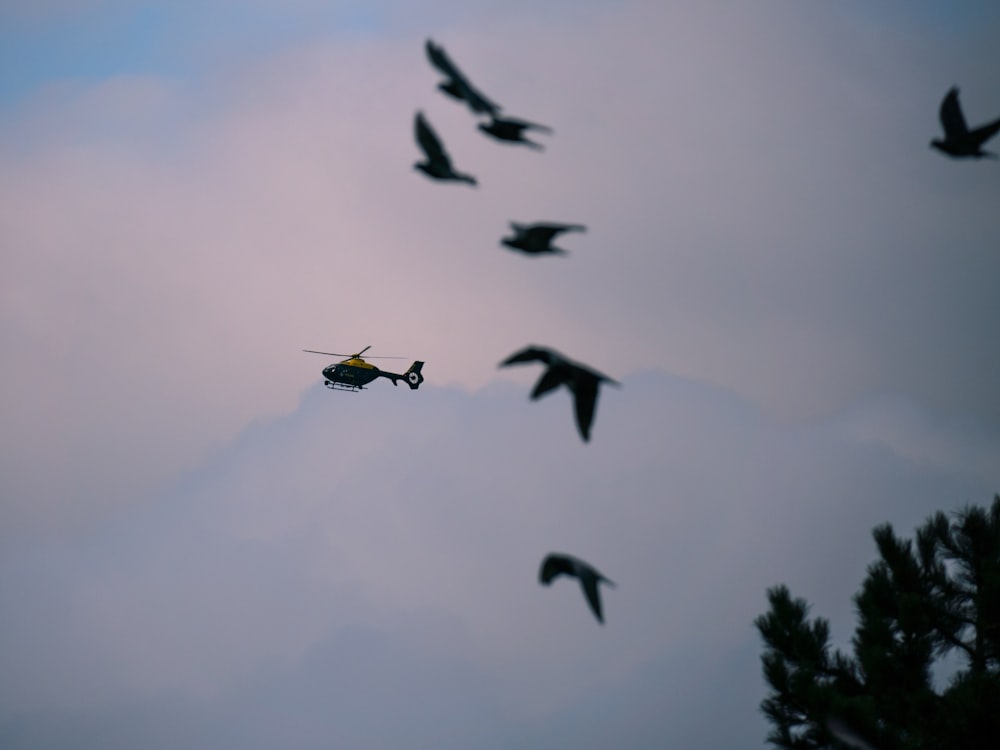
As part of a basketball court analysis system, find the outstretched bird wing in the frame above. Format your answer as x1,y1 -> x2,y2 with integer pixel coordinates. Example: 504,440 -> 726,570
492,115 -> 553,134
969,117 -> 1000,147
572,375 -> 601,442
425,39 -> 463,81
571,361 -> 618,441
425,39 -> 501,116
579,568 -> 610,623
523,223 -> 586,244
530,367 -> 568,400
467,89 -> 500,117
457,81 -> 501,117
939,87 -> 969,138
540,553 -> 615,623
500,346 -> 558,367
415,111 -> 452,167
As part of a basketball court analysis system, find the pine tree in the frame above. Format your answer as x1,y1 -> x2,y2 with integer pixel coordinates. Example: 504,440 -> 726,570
755,495 -> 1000,750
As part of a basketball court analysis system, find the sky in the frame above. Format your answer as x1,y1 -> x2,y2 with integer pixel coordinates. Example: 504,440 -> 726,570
1,1 -> 999,747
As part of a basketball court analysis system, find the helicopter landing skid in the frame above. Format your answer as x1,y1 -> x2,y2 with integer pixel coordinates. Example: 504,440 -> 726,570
325,381 -> 363,392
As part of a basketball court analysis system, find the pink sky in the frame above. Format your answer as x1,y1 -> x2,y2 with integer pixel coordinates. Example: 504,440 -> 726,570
1,2 -> 999,747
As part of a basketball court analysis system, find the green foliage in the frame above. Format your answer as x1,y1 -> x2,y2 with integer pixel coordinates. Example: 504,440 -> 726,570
755,495 -> 1000,750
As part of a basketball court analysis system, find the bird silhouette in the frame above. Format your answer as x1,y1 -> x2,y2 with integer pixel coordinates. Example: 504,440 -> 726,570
478,115 -> 552,150
499,345 -> 618,442
413,111 -> 477,185
539,553 -> 615,624
425,39 -> 502,118
501,222 -> 586,256
930,87 -> 1000,159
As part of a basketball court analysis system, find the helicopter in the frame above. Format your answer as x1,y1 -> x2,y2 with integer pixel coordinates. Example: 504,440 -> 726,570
303,346 -> 425,392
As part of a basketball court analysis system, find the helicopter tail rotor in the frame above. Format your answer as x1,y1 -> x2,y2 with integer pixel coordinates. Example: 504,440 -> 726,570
404,361 -> 425,390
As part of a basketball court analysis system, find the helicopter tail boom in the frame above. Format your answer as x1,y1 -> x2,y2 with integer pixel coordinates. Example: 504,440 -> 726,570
381,361 -> 425,389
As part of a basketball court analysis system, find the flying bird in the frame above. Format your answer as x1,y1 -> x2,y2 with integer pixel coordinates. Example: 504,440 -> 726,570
478,115 -> 553,150
930,86 -> 1000,159
499,345 -> 618,442
501,222 -> 586,256
413,111 -> 477,186
539,553 -> 616,624
425,38 -> 502,117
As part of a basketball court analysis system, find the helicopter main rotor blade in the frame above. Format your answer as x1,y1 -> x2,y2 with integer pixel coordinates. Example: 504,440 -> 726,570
303,349 -> 407,359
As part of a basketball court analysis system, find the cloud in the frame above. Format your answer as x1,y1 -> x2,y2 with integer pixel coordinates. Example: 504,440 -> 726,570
4,1 -> 999,540
1,373 -> 995,748
0,3 -> 998,746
